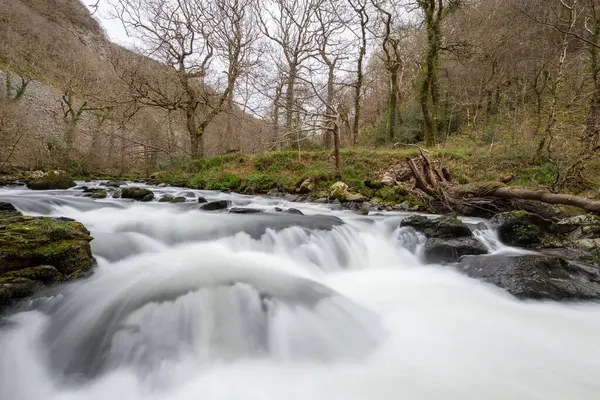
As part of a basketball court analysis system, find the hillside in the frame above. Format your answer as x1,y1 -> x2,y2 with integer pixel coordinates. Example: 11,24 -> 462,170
0,0 -> 268,174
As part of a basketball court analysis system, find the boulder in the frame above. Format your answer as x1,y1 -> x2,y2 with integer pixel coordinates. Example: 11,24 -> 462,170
457,254 -> 600,301
158,195 -> 174,203
489,210 -> 554,247
27,171 -> 76,190
0,206 -> 94,309
229,207 -> 264,214
557,214 -> 600,241
121,187 -> 154,202
400,215 -> 472,239
285,208 -> 304,215
104,180 -> 125,188
422,237 -> 487,264
197,197 -> 208,203
90,190 -> 107,199
298,178 -> 315,194
329,181 -> 349,200
171,196 -> 186,203
200,200 -> 231,211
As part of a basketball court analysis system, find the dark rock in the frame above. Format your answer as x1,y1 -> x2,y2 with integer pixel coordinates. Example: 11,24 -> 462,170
285,208 -> 304,215
112,189 -> 122,199
121,187 -> 154,201
27,171 -> 76,190
158,195 -> 174,203
91,190 -> 107,199
197,197 -> 208,203
157,183 -> 169,188
423,237 -> 487,264
0,202 -> 17,213
104,180 -> 126,188
457,254 -> 600,301
200,200 -> 231,211
53,217 -> 76,222
490,210 -> 554,247
171,196 -> 186,203
229,207 -> 264,214
401,215 -> 472,239
274,207 -> 283,212
0,211 -> 94,309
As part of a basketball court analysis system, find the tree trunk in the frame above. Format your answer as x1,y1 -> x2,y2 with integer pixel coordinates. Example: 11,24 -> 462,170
388,67 -> 399,143
186,107 -> 201,157
352,20 -> 367,147
324,66 -> 335,148
273,79 -> 283,150
285,66 -> 297,145
333,122 -> 341,177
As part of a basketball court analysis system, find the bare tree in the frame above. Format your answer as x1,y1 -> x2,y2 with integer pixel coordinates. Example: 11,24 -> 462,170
110,0 -> 256,157
347,0 -> 369,146
416,0 -> 462,146
257,0 -> 322,143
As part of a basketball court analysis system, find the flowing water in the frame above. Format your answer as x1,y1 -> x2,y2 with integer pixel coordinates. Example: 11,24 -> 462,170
1,183 -> 600,400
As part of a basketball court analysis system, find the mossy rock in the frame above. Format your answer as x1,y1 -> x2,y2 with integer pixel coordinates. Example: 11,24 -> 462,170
401,215 -> 472,239
121,187 -> 154,201
490,210 -> 554,248
27,171 -> 76,190
90,190 -> 107,199
0,207 -> 94,308
158,195 -> 174,203
171,196 -> 186,203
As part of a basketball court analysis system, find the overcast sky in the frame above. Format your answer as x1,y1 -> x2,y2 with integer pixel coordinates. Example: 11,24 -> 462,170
83,1 -> 131,45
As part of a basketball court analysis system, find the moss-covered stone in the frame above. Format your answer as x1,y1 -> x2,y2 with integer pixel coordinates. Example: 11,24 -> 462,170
401,215 -> 472,239
158,195 -> 174,203
27,170 -> 76,190
0,205 -> 94,308
490,210 -> 554,248
90,190 -> 107,199
121,187 -> 154,201
171,196 -> 186,203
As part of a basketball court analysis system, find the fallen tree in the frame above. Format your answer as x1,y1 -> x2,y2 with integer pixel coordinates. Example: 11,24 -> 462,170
395,151 -> 600,216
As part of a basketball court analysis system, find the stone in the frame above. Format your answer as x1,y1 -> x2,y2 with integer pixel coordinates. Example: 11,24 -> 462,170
0,207 -> 94,309
200,200 -> 231,211
104,180 -> 126,188
158,195 -> 174,203
27,171 -> 76,190
197,197 -> 208,203
422,237 -> 487,264
121,187 -> 154,201
489,210 -> 554,247
345,193 -> 367,202
401,215 -> 472,239
274,207 -> 283,212
298,178 -> 315,194
329,181 -> 349,200
90,190 -> 107,199
229,207 -> 264,214
171,196 -> 186,203
457,254 -> 600,301
314,198 -> 328,204
0,202 -> 17,212
285,208 -> 304,215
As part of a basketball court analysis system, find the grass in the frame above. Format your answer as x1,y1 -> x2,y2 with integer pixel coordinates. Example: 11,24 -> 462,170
148,139 -> 600,203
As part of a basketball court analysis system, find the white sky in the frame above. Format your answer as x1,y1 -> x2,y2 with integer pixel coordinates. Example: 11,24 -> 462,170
82,0 -> 132,45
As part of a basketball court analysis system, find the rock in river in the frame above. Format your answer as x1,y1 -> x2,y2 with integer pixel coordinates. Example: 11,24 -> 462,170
0,202 -> 95,310
200,200 -> 231,211
27,171 -> 76,190
457,254 -> 600,301
121,187 -> 155,202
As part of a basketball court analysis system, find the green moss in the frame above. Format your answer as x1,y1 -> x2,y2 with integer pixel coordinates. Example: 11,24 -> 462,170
27,171 -> 76,190
240,173 -> 275,194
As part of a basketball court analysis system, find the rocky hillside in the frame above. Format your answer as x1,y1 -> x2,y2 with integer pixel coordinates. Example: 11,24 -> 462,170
0,0 -> 268,173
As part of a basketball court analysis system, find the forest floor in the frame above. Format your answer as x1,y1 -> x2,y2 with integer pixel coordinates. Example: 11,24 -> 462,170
150,138 -> 600,209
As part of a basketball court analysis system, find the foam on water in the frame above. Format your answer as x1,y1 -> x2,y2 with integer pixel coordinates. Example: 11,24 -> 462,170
1,186 -> 600,400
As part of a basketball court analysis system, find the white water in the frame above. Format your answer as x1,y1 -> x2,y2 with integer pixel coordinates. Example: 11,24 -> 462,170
1,185 -> 600,400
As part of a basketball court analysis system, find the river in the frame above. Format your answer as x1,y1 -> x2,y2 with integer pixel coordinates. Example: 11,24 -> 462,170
1,183 -> 600,399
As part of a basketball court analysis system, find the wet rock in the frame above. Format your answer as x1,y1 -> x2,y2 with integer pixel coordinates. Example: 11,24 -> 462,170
200,200 -> 231,211
423,237 -> 487,264
457,254 -> 600,301
121,187 -> 154,202
104,180 -> 126,188
90,190 -> 107,199
229,207 -> 264,214
489,210 -> 554,247
401,215 -> 472,239
274,207 -> 283,212
314,198 -> 328,204
557,214 -> 600,241
197,197 -> 208,203
298,178 -> 315,194
0,202 -> 17,212
285,208 -> 304,215
27,171 -> 76,190
0,207 -> 94,309
171,196 -> 186,203
158,195 -> 174,203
